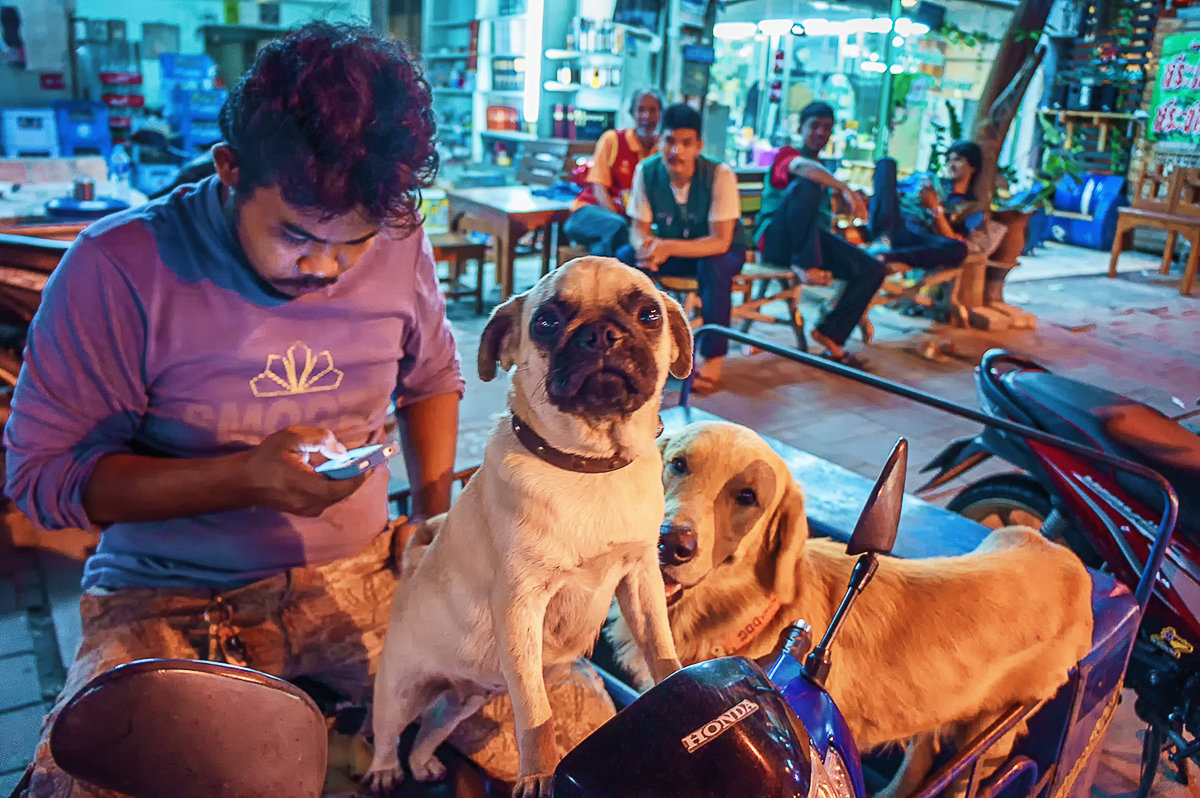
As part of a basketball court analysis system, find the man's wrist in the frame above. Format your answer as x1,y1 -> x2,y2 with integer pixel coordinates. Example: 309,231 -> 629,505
221,449 -> 261,507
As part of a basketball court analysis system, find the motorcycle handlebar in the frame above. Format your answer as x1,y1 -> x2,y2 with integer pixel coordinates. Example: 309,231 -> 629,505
685,325 -> 1179,613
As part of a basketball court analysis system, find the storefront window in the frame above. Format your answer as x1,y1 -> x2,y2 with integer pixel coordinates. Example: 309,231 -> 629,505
707,2 -> 1001,182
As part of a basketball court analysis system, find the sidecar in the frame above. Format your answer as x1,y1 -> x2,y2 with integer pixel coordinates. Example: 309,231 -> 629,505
621,326 -> 1169,798
30,327 -> 1171,798
550,327 -> 1169,798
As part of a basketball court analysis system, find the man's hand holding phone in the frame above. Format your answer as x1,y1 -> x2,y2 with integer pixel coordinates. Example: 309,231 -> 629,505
243,426 -> 378,517
315,444 -> 398,479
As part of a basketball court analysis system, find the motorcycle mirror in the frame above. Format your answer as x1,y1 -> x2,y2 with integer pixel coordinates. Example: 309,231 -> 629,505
846,438 -> 906,556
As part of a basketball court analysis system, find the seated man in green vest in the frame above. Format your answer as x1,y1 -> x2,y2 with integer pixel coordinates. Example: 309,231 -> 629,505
617,103 -> 746,393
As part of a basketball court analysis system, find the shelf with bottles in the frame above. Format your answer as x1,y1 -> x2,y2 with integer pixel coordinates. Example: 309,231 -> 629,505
550,106 -> 616,140
544,49 -> 623,63
479,129 -> 537,142
427,55 -> 477,93
544,63 -> 622,94
563,17 -> 624,56
489,55 -> 526,92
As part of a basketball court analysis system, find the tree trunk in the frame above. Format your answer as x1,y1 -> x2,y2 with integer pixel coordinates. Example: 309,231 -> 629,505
970,0 -> 1056,207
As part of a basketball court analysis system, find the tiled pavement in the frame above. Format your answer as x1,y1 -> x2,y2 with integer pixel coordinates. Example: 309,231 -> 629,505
1,240 -> 1198,796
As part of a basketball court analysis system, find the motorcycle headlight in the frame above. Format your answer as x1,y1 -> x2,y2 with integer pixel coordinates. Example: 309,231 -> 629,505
807,744 -> 856,798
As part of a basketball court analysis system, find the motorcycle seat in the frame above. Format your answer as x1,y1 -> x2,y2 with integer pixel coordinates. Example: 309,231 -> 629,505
1006,371 -> 1200,537
50,658 -> 328,798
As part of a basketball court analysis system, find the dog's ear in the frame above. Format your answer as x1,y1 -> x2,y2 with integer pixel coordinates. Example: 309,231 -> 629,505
768,479 -> 810,604
660,292 -> 694,379
477,294 -> 527,381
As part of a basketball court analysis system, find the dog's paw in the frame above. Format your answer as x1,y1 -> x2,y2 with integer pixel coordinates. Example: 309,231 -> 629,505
513,772 -> 554,798
408,753 -> 447,782
359,765 -> 404,796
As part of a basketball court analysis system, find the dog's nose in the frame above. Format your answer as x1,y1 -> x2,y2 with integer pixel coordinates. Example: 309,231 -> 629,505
570,321 -> 625,352
659,522 -> 698,565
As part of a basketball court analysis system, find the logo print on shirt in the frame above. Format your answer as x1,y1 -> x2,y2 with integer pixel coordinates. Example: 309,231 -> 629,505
250,341 -> 343,397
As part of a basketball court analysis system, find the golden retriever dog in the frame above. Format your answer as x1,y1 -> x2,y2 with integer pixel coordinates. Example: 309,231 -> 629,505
615,420 -> 1093,798
364,258 -> 690,798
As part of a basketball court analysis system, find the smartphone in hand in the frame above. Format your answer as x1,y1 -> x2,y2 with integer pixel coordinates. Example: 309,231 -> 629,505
315,444 -> 398,480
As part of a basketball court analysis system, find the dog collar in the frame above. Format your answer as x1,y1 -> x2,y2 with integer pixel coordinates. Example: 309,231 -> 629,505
709,593 -> 783,658
511,414 -> 636,474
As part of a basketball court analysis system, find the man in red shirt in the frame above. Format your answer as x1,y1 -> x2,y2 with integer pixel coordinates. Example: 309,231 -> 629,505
562,89 -> 663,256
755,102 -> 884,368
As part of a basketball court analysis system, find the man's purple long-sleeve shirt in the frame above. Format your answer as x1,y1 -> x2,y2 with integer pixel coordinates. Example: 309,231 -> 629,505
4,177 -> 464,590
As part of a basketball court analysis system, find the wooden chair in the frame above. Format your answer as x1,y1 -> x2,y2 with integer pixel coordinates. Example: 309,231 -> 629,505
430,213 -> 489,315
511,140 -> 571,262
516,139 -> 570,188
1108,162 -> 1200,296
654,258 -> 808,351
558,241 -> 589,266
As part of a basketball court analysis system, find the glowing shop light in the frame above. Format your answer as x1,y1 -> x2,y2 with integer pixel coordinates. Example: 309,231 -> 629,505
758,19 -> 795,37
522,0 -> 543,124
895,17 -> 930,36
799,17 -> 837,36
713,21 -> 758,40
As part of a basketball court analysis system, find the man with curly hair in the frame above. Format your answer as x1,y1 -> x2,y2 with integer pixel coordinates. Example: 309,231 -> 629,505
4,22 -> 612,797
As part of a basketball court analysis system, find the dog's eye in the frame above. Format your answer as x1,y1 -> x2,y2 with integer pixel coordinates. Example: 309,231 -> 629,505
669,456 -> 687,475
734,488 -> 758,506
531,308 -> 561,338
639,305 -> 662,327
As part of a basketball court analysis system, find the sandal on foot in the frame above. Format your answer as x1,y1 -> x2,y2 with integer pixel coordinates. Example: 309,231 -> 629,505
818,349 -> 869,370
688,373 -> 720,395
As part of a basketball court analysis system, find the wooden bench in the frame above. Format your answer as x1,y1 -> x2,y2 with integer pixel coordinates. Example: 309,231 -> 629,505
1108,162 -> 1200,296
856,254 -> 984,343
0,229 -> 78,325
656,264 -> 808,351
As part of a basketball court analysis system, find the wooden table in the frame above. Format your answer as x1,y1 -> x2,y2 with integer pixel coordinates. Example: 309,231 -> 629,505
0,221 -> 84,324
443,186 -> 574,301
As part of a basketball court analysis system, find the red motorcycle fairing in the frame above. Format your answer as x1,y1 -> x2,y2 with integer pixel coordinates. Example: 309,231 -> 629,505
1028,439 -> 1200,668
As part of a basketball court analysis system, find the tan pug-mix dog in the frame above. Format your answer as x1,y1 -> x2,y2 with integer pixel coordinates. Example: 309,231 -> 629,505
615,421 -> 1094,798
364,258 -> 689,798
